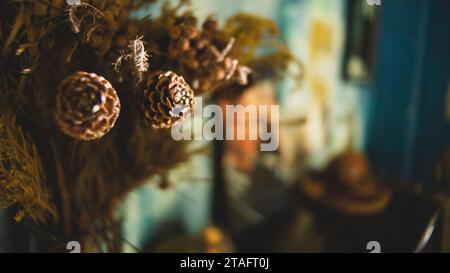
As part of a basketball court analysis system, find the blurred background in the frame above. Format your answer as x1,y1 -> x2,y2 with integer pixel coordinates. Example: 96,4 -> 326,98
1,0 -> 450,253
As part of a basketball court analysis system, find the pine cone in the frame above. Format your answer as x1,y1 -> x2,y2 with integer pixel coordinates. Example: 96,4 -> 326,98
139,71 -> 195,129
55,72 -> 121,140
169,16 -> 249,94
168,23 -> 198,57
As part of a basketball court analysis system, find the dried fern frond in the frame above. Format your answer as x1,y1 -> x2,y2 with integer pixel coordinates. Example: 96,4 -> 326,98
131,36 -> 150,75
113,36 -> 150,81
0,114 -> 57,223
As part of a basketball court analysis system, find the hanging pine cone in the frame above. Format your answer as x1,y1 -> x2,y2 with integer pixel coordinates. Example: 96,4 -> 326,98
139,71 -> 195,129
55,71 -> 121,140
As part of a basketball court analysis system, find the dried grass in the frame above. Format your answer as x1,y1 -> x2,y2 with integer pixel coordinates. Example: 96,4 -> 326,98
0,113 -> 57,223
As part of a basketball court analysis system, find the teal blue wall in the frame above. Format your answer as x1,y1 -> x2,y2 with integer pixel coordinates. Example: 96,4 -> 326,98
367,0 -> 450,189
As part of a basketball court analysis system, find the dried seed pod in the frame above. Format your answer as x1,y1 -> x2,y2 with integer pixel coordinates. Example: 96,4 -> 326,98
139,71 -> 195,129
55,72 -> 121,140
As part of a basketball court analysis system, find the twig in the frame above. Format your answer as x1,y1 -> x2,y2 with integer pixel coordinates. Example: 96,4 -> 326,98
1,4 -> 24,62
67,6 -> 81,33
51,142 -> 71,236
85,25 -> 101,42
65,41 -> 78,63
67,2 -> 104,34
216,38 -> 235,62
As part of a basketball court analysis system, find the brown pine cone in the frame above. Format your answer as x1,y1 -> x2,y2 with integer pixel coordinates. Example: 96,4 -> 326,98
139,71 -> 195,129
55,71 -> 121,140
168,23 -> 198,57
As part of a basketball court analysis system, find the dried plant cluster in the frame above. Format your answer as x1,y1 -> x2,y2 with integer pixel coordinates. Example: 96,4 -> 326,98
0,0 -> 301,252
0,114 -> 57,223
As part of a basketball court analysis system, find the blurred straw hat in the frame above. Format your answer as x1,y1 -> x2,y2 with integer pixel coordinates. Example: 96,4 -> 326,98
300,152 -> 392,215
